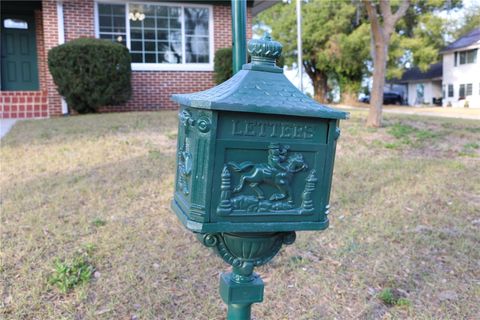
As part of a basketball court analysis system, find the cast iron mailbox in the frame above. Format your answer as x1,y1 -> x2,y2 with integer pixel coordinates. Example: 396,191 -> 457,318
171,34 -> 347,320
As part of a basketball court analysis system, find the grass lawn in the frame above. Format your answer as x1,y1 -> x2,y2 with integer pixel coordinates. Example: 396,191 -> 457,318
1,110 -> 479,319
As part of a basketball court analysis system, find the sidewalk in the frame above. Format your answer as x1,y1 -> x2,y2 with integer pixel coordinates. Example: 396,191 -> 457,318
336,104 -> 480,120
0,119 -> 17,139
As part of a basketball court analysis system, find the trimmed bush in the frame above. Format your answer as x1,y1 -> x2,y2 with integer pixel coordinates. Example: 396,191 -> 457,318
214,47 -> 233,84
48,38 -> 131,114
214,47 -> 284,85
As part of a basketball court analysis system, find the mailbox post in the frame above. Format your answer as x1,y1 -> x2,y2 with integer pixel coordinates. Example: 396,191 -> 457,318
171,34 -> 348,320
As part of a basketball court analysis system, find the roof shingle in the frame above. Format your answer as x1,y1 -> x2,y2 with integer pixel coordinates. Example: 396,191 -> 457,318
440,28 -> 480,53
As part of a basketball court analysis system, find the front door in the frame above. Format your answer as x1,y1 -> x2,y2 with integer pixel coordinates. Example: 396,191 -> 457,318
1,14 -> 39,90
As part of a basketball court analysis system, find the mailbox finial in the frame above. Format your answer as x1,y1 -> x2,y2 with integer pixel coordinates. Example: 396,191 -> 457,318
247,32 -> 283,66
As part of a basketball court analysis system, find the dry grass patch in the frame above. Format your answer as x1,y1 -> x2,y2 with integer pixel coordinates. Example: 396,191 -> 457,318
1,111 -> 479,319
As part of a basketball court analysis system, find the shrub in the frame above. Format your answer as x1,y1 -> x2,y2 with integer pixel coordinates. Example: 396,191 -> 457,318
214,47 -> 233,84
214,47 -> 284,84
48,38 -> 131,114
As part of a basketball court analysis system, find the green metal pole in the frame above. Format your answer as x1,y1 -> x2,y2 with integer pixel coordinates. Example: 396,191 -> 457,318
220,261 -> 264,320
227,304 -> 251,319
231,0 -> 247,74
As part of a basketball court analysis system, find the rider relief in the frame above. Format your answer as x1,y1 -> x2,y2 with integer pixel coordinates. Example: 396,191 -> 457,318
217,143 -> 318,215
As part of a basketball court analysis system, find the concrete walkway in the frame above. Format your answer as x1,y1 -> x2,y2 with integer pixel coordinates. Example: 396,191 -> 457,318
336,105 -> 480,121
0,119 -> 17,139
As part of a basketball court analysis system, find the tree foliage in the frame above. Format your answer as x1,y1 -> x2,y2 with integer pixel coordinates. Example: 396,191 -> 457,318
453,2 -> 480,38
255,0 -> 370,103
214,48 -> 233,84
388,0 -> 463,76
255,0 -> 472,126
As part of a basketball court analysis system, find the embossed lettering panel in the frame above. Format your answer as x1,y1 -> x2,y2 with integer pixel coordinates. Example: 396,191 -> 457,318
211,140 -> 328,223
217,112 -> 329,144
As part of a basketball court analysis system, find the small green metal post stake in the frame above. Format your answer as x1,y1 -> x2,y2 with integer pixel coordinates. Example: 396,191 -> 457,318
220,261 -> 263,319
231,0 -> 247,74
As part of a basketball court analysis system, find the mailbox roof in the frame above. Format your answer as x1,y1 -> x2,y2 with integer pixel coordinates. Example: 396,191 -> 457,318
171,67 -> 348,120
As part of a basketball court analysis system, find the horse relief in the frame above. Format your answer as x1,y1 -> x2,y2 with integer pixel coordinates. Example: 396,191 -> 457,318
218,143 -> 310,214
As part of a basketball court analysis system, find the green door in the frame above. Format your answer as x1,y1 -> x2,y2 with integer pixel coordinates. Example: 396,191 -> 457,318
1,14 -> 39,91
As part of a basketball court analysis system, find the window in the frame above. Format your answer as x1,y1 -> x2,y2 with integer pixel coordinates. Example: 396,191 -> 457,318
459,84 -> 465,98
448,84 -> 454,97
96,2 -> 213,70
457,49 -> 478,65
454,52 -> 457,66
416,83 -> 424,104
98,4 -> 126,45
466,83 -> 472,96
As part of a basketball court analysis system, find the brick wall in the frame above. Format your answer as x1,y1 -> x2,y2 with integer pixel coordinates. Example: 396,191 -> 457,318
0,92 -> 48,118
36,9 -> 48,93
42,0 -> 62,116
1,0 -> 253,118
63,0 -> 95,40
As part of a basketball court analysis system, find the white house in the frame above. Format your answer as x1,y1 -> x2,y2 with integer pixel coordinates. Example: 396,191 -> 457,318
390,28 -> 480,108
440,28 -> 480,108
389,62 -> 442,106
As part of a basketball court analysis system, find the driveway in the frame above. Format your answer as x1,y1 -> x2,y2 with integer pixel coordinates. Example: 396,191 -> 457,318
337,105 -> 480,120
1,119 -> 17,139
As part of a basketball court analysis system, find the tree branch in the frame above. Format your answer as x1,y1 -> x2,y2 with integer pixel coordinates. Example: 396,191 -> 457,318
303,60 -> 316,79
379,0 -> 392,20
363,0 -> 382,41
378,0 -> 410,37
391,0 -> 410,25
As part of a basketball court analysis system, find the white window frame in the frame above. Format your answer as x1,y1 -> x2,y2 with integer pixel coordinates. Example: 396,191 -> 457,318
95,0 -> 215,71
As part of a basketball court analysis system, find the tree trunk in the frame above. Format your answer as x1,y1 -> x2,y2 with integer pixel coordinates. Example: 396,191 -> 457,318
363,0 -> 410,127
368,39 -> 388,127
312,73 -> 328,103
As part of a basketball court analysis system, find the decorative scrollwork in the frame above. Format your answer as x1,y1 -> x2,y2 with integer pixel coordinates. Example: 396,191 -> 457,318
196,116 -> 211,133
247,33 -> 283,65
282,231 -> 296,245
199,232 -> 296,269
178,110 -> 211,133
202,233 -> 218,247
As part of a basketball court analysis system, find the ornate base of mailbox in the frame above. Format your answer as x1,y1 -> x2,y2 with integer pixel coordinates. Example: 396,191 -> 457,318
198,232 -> 296,319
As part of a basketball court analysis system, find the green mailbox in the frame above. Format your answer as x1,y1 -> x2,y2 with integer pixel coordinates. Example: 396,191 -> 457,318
171,34 -> 347,320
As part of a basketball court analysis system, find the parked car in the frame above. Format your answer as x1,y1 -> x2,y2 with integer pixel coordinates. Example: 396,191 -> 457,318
359,92 -> 404,105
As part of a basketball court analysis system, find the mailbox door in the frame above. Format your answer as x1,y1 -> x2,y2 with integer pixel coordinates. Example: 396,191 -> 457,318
210,111 -> 332,229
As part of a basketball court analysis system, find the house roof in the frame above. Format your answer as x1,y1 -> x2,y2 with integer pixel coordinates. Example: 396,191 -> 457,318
392,62 -> 443,83
440,28 -> 480,53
